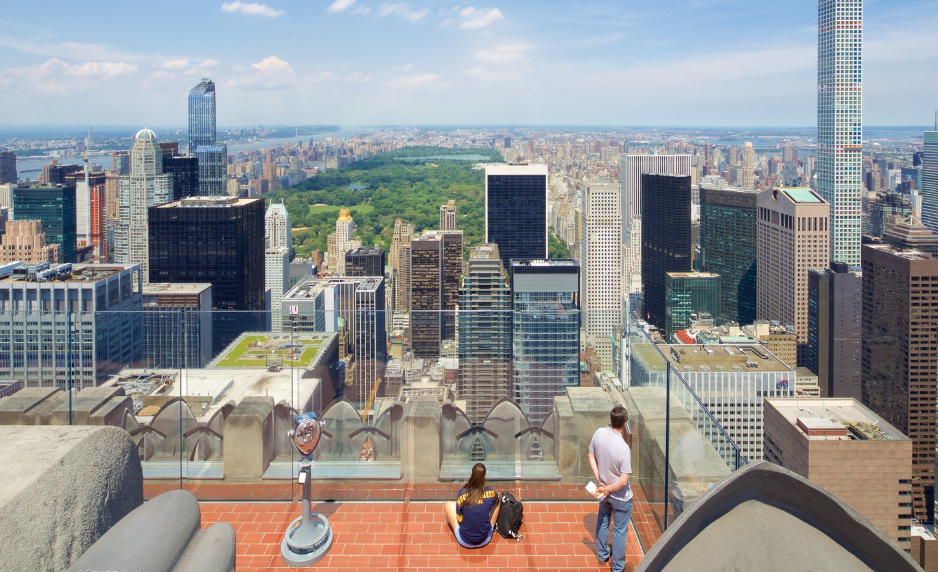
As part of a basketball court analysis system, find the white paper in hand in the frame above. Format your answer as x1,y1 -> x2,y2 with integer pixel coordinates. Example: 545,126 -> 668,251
586,480 -> 606,500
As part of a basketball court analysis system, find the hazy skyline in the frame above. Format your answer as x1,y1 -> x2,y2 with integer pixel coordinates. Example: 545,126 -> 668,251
0,0 -> 935,127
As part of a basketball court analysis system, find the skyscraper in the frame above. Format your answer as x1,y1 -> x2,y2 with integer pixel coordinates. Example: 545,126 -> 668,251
741,142 -> 755,190
195,144 -> 228,197
582,181 -> 622,370
511,259 -> 580,426
641,174 -> 692,330
757,188 -> 830,365
65,170 -> 106,258
331,209 -> 359,276
12,184 -> 77,263
807,262 -> 862,399
345,247 -> 385,278
265,200 -> 292,254
457,244 -> 512,424
266,247 -> 289,332
148,197 -> 265,355
408,230 -> 462,358
439,200 -> 457,231
664,272 -> 721,340
0,151 -> 16,184
619,154 -> 692,292
0,220 -> 59,264
142,282 -> 213,369
817,0 -> 863,266
188,78 -> 216,153
484,164 -> 548,263
390,218 -> 414,313
115,129 -> 172,281
862,243 -> 938,522
699,187 -> 758,324
163,155 -> 199,201
922,124 -> 938,233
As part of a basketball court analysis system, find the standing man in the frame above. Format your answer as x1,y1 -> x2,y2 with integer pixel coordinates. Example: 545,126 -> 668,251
589,404 -> 633,571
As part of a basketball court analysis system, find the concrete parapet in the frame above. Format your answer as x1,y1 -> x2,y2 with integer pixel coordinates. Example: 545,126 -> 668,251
48,386 -> 132,426
224,396 -> 275,478
0,425 -> 143,572
0,387 -> 67,425
402,397 -> 442,483
67,489 -> 236,572
554,387 -> 616,478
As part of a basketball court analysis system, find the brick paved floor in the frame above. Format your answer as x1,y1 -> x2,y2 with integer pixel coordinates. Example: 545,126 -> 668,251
200,501 -> 644,572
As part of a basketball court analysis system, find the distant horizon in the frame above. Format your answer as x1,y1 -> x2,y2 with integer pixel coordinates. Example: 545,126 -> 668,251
0,123 -> 934,131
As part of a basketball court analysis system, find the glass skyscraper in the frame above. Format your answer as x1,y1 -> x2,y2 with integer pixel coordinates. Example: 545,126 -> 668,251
664,272 -> 721,340
12,184 -> 77,263
699,187 -> 758,325
817,0 -> 863,266
511,259 -> 579,426
188,78 -> 216,153
641,174 -> 692,331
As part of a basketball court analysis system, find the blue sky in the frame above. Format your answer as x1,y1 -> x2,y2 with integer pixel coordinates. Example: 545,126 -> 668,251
0,0 -> 935,127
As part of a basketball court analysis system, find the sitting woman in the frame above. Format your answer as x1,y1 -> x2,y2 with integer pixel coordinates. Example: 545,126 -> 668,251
443,462 -> 500,548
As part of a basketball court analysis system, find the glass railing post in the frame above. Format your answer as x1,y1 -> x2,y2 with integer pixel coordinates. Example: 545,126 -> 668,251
664,362 -> 671,531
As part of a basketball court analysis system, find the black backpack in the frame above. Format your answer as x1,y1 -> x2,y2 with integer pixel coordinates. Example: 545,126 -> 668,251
495,491 -> 524,541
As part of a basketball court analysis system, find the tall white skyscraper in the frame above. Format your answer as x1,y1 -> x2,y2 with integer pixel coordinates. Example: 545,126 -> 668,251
333,208 -> 359,276
265,200 -> 292,255
921,121 -> 938,233
619,154 -> 691,294
266,246 -> 289,332
116,129 -> 172,281
582,181 -> 622,371
741,142 -> 755,190
817,0 -> 863,266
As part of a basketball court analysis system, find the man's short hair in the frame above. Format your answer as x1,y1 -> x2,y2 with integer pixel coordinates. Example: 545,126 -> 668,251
610,405 -> 628,429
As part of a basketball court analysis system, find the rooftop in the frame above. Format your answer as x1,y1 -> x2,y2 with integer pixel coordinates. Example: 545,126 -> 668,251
208,332 -> 335,370
156,196 -> 258,208
0,263 -> 132,284
142,282 -> 212,296
766,398 -> 908,441
782,187 -> 823,203
663,343 -> 793,372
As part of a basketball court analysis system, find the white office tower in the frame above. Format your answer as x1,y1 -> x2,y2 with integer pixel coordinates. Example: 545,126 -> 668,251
741,142 -> 755,190
333,208 -> 359,276
817,0 -> 863,266
921,122 -> 938,233
266,247 -> 289,331
619,154 -> 691,294
583,181 -> 622,370
265,200 -> 293,255
116,129 -> 172,281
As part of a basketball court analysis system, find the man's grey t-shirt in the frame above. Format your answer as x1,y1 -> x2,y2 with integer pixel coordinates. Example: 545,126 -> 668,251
589,426 -> 633,502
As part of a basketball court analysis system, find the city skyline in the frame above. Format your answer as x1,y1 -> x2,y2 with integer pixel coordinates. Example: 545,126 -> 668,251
0,0 -> 935,126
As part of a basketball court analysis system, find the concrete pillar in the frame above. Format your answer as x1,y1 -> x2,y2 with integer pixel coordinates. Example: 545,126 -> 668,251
223,396 -> 275,478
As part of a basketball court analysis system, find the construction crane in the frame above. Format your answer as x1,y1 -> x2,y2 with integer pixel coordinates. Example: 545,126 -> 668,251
361,377 -> 382,423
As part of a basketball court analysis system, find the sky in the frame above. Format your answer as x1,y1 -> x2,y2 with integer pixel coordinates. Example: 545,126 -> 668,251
0,0 -> 935,127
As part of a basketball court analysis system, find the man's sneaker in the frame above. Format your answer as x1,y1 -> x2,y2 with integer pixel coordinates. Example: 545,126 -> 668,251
598,556 -> 610,566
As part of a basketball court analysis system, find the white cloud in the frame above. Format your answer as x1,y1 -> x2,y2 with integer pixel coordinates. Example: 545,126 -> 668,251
393,72 -> 438,85
475,42 -> 533,64
251,55 -> 293,73
353,5 -> 372,15
458,7 -> 504,30
221,1 -> 284,17
161,59 -> 190,70
327,0 -> 356,13
342,71 -> 372,82
65,61 -> 138,76
378,3 -> 430,22
391,63 -> 415,72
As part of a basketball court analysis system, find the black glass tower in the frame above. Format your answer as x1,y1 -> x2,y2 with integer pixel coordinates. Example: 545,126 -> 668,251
12,185 -> 77,263
148,196 -> 265,355
699,187 -> 758,324
485,164 -> 548,263
0,151 -> 16,184
641,174 -> 692,330
345,247 -> 386,278
163,155 -> 200,201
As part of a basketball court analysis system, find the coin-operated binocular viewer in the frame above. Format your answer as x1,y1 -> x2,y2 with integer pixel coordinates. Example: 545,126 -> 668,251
281,412 -> 334,567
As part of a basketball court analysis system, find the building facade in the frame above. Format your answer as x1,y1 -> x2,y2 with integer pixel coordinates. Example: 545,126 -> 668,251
345,247 -> 385,278
511,259 -> 580,426
0,220 -> 59,264
641,174 -> 692,331
265,200 -> 292,254
457,245 -> 513,424
195,144 -> 228,197
817,0 -> 863,266
439,200 -> 457,231
699,187 -> 758,325
115,129 -> 172,280
188,78 -> 216,153
582,181 -> 622,370
12,184 -> 77,264
408,231 -> 462,358
0,263 -> 143,389
163,155 -> 199,202
142,282 -> 213,369
861,243 -> 938,522
485,164 -> 548,263
0,152 -> 15,184
807,263 -> 862,399
764,398 -> 912,549
924,128 -> 938,234
266,247 -> 289,332
148,197 -> 265,355
756,188 -> 830,366
665,272 -> 721,341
